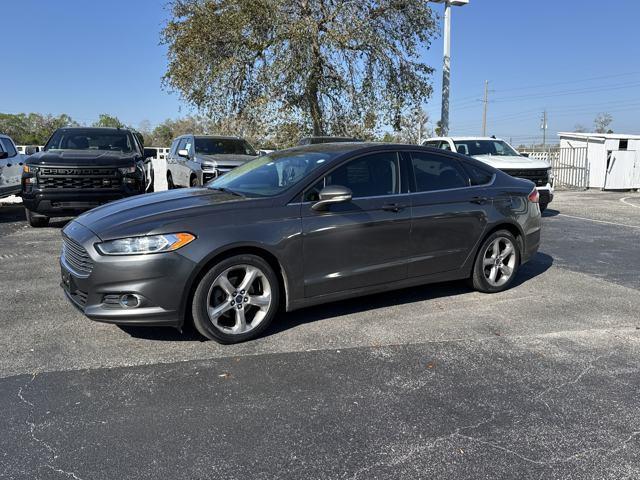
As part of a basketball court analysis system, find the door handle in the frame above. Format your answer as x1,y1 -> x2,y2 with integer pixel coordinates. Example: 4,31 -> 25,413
470,196 -> 489,205
382,203 -> 406,212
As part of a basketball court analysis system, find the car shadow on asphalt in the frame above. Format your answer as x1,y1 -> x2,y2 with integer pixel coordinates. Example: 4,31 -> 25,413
0,205 -> 26,223
264,252 -> 555,338
118,252 -> 554,343
543,208 -> 560,217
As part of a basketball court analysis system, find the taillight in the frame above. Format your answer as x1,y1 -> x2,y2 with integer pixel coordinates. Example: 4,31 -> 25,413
528,189 -> 539,203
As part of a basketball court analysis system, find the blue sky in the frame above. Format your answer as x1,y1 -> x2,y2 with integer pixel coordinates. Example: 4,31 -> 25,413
2,0 -> 639,144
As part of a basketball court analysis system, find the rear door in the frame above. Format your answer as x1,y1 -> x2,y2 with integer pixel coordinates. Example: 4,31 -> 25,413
406,150 -> 490,277
301,151 -> 412,298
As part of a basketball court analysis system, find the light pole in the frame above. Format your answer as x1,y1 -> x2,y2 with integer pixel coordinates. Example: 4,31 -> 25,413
432,0 -> 469,136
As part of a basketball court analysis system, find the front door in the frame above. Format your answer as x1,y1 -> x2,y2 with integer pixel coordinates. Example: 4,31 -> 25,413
301,151 -> 412,298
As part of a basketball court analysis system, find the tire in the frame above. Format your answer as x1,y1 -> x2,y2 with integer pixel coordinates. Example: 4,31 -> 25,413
470,229 -> 520,293
539,202 -> 548,213
25,209 -> 49,228
167,172 -> 175,189
192,254 -> 280,344
190,175 -> 198,188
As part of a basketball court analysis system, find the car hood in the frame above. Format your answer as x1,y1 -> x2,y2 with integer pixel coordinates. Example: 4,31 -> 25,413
74,187 -> 251,240
197,154 -> 256,166
472,155 -> 550,169
27,150 -> 138,167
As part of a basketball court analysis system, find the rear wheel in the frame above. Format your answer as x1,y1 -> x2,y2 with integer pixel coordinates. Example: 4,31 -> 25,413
25,209 -> 49,228
470,230 -> 520,293
192,254 -> 279,344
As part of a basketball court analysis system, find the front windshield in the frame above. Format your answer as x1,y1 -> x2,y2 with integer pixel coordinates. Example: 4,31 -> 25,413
195,137 -> 256,156
453,140 -> 519,157
45,130 -> 135,152
208,151 -> 334,198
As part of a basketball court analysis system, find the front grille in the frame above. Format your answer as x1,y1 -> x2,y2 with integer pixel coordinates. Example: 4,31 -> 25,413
501,168 -> 550,187
38,167 -> 119,190
62,235 -> 94,276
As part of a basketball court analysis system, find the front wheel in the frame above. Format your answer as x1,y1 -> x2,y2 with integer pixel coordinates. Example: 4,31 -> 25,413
190,175 -> 198,188
539,202 -> 548,213
192,255 -> 279,343
167,171 -> 175,189
470,230 -> 520,293
25,208 -> 49,228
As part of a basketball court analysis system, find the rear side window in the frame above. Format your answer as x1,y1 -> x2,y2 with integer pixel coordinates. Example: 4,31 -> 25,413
305,152 -> 399,201
0,138 -> 18,157
410,152 -> 469,192
464,164 -> 494,186
439,142 -> 452,151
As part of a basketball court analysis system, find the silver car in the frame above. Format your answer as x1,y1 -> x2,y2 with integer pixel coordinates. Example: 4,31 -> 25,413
166,135 -> 257,188
0,134 -> 24,199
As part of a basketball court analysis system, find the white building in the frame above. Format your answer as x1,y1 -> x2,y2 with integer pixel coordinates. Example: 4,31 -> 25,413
558,132 -> 640,190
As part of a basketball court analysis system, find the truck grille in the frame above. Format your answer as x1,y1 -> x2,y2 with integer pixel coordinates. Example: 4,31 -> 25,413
62,235 -> 94,276
38,167 -> 119,190
501,168 -> 550,187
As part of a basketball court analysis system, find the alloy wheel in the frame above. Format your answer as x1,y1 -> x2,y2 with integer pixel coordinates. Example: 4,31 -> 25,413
206,264 -> 272,334
482,236 -> 517,287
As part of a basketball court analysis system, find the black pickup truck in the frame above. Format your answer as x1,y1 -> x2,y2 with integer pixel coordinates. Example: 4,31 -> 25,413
22,127 -> 155,227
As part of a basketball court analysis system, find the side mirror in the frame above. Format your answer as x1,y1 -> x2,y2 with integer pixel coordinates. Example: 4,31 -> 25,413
178,149 -> 190,159
312,185 -> 352,211
0,152 -> 8,160
144,148 -> 157,159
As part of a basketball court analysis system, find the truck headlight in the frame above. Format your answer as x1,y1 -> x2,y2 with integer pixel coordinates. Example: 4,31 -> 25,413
95,233 -> 195,255
118,165 -> 137,175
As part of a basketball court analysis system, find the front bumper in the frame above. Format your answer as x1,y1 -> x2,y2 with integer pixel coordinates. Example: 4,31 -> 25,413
60,222 -> 196,327
537,185 -> 554,205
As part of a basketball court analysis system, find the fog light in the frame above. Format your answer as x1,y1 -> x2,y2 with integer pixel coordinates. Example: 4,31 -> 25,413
119,293 -> 141,308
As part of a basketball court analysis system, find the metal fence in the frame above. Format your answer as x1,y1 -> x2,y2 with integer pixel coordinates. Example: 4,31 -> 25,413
521,147 -> 589,189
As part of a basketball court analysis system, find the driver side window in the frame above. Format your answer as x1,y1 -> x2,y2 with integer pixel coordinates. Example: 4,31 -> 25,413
304,152 -> 399,202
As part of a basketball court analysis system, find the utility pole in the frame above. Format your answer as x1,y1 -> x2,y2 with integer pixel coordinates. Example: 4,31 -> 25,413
482,80 -> 489,136
541,110 -> 548,148
433,1 -> 469,137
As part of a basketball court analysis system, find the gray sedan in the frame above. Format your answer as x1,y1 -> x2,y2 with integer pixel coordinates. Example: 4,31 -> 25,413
60,143 -> 541,343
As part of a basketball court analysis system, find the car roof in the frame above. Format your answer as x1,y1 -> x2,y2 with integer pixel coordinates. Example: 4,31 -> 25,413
56,127 -> 133,133
192,135 -> 242,139
426,136 -> 506,142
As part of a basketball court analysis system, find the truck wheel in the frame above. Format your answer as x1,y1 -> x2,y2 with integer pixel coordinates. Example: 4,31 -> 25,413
540,202 -> 548,213
190,175 -> 198,187
25,209 -> 49,228
167,172 -> 175,189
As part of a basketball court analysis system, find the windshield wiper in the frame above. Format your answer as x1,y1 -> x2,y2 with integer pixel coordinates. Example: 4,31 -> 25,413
210,186 -> 245,197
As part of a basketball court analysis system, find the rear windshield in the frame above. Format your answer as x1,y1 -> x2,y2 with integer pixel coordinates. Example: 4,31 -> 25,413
195,138 -> 256,156
45,130 -> 136,153
453,140 -> 519,157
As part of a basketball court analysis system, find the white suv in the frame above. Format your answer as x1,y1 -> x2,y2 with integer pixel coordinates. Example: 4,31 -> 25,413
423,136 -> 554,211
0,134 -> 24,199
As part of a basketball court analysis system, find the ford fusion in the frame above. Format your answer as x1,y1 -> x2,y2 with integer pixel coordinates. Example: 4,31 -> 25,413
60,143 -> 541,343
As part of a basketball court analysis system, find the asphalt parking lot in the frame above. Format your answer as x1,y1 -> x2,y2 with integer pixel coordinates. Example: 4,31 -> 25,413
1,190 -> 639,479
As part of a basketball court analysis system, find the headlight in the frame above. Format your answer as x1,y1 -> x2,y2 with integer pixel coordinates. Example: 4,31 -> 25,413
118,165 -> 137,175
95,233 -> 195,255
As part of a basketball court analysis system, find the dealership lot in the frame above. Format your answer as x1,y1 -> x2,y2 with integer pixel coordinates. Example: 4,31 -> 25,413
1,191 -> 639,479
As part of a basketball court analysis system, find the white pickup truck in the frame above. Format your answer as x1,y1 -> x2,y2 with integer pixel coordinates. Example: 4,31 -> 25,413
423,136 -> 554,211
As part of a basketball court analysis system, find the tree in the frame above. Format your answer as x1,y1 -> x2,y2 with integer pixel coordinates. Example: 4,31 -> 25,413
573,124 -> 587,133
161,0 -> 437,136
594,113 -> 612,134
93,114 -> 125,129
0,112 -> 78,144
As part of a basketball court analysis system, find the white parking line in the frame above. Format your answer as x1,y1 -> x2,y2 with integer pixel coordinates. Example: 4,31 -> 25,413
620,196 -> 640,209
557,213 -> 640,230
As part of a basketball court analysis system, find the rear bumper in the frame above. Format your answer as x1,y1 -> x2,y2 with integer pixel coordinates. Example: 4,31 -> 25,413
22,190 -> 140,217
